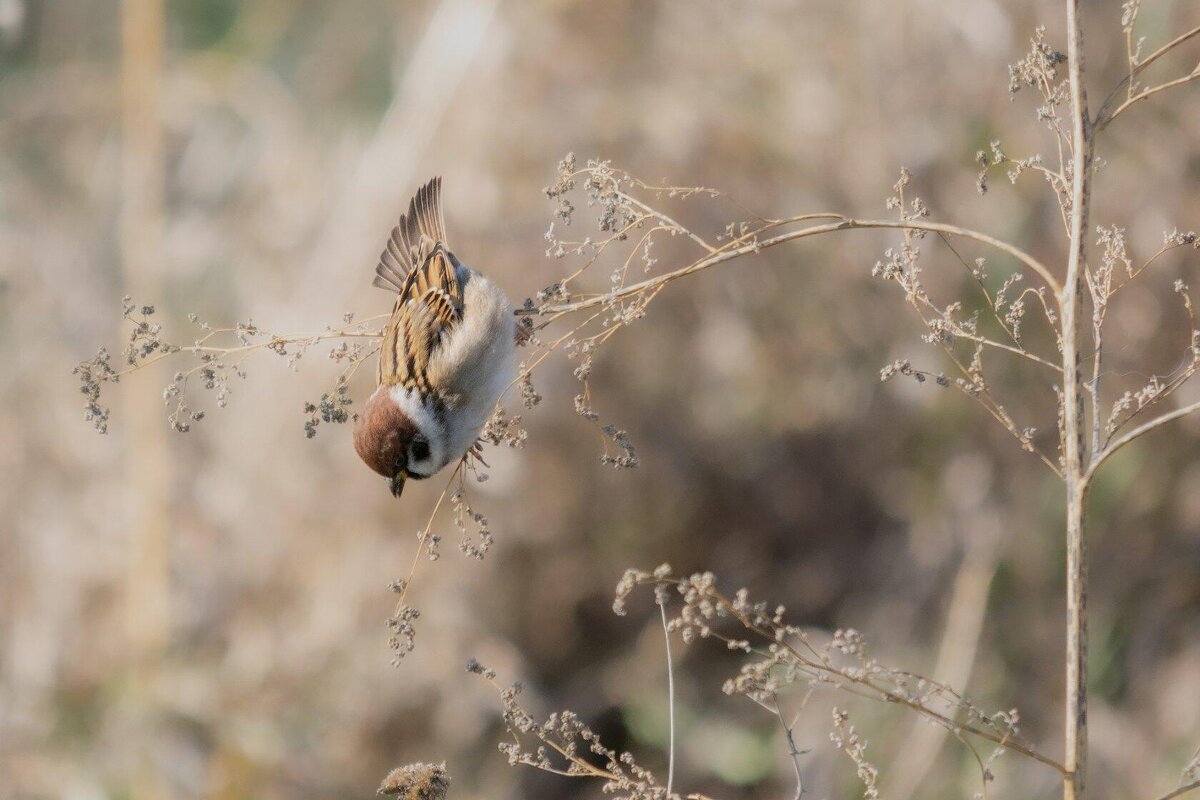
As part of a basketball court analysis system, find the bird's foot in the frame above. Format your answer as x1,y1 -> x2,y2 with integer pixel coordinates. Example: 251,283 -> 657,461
514,319 -> 532,346
464,440 -> 491,469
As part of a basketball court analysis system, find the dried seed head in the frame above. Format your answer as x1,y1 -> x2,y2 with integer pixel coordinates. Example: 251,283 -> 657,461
377,761 -> 450,799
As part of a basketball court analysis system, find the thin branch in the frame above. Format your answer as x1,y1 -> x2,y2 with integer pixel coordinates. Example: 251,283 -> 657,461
392,466 -> 461,616
940,231 -> 1063,344
660,598 -> 676,797
479,667 -> 723,800
901,366 -> 1064,477
619,189 -> 717,254
1087,399 -> 1200,482
1087,280 -> 1106,466
931,232 -> 1063,369
909,323 -> 1063,475
1102,362 -> 1200,451
1096,23 -> 1200,129
102,314 -> 391,382
1152,779 -> 1200,800
642,576 -> 1068,774
1100,66 -> 1200,130
954,331 -> 1063,371
517,217 -> 1061,318
1136,24 -> 1200,76
1118,241 -> 1193,296
768,691 -> 807,800
1101,284 -> 1200,452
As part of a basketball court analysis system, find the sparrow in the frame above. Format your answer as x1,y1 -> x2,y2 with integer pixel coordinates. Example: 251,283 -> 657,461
354,177 -> 519,498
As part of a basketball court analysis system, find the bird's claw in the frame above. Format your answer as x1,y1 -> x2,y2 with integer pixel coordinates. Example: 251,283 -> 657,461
514,320 -> 532,346
464,441 -> 491,469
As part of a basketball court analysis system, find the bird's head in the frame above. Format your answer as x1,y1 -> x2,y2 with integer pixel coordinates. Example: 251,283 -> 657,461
353,388 -> 436,498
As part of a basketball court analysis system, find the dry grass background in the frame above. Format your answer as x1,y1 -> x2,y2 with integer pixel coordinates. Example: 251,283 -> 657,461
2,1 -> 1199,798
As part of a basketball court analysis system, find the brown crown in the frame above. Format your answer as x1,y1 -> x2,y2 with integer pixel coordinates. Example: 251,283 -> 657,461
353,391 -> 418,478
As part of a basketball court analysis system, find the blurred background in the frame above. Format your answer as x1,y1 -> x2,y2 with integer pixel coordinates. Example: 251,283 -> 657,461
2,1 -> 1199,798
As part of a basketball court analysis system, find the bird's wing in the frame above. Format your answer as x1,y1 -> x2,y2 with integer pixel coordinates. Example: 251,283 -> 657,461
373,178 -> 465,391
377,245 -> 464,391
373,176 -> 449,293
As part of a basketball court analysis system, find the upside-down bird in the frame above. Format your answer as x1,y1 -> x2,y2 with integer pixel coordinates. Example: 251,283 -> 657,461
354,178 -> 521,498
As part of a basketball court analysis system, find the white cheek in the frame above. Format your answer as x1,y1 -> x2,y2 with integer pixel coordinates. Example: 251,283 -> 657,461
430,442 -> 448,470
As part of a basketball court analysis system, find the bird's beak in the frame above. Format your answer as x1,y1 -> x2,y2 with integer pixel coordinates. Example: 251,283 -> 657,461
389,472 -> 407,499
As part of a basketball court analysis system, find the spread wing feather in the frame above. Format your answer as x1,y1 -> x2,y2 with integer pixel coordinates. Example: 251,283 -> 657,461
373,178 -> 464,391
373,177 -> 447,292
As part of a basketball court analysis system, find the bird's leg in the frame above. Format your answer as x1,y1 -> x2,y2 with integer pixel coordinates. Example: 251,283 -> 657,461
463,440 -> 491,469
514,319 -> 532,346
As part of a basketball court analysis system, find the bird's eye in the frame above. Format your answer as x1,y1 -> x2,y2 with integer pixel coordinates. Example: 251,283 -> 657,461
410,437 -> 431,462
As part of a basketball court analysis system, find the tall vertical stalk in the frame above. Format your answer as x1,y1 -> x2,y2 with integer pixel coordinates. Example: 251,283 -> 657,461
121,0 -> 169,661
1062,0 -> 1092,797
121,2 -> 169,799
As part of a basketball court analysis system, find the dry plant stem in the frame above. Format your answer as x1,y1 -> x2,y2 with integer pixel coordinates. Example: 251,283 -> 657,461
481,673 -> 719,800
660,600 -> 676,797
1095,23 -> 1200,130
619,189 -> 716,255
1099,344 -> 1200,452
1062,1 -> 1091,797
120,3 -> 169,799
392,466 -> 460,616
924,334 -> 1063,477
516,217 -> 1061,318
1133,24 -> 1200,77
767,691 -> 806,800
1115,242 -> 1189,298
1155,780 -> 1200,800
1087,281 -> 1105,461
1087,399 -> 1200,481
120,0 -> 170,662
644,577 -> 1066,774
106,319 -> 389,381
939,233 -> 1063,356
1103,68 -> 1200,127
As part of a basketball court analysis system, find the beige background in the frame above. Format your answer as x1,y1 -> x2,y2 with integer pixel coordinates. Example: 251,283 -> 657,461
2,1 -> 1199,798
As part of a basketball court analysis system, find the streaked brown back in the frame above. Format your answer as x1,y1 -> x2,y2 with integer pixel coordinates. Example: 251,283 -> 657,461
373,179 -> 464,391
